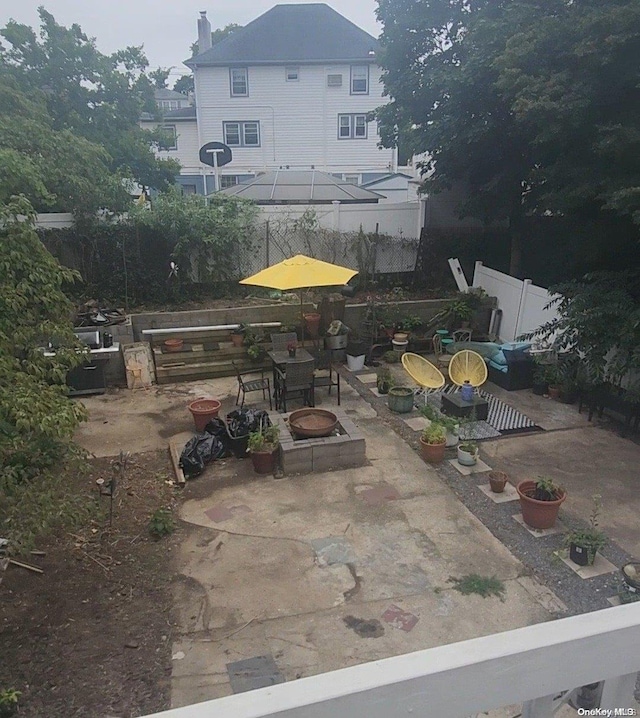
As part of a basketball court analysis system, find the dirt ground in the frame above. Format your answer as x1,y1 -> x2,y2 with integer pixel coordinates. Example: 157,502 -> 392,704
0,450 -> 179,718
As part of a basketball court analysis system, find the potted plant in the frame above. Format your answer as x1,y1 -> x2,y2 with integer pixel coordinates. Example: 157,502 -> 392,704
325,320 -> 349,349
564,495 -> 606,566
440,415 -> 460,447
377,366 -> 393,394
448,297 -> 474,329
488,470 -> 509,493
544,365 -> 562,400
231,324 -> 246,347
247,425 -> 280,474
188,397 -> 222,432
383,350 -> 400,364
346,340 -> 367,371
387,386 -> 415,413
287,340 -> 297,358
517,477 -> 566,530
532,360 -> 549,396
457,441 -> 479,466
303,311 -> 321,337
420,422 -> 447,463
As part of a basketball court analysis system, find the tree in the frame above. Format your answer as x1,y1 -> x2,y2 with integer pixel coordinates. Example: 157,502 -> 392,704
376,0 -> 640,275
189,23 -> 242,57
0,7 -> 180,201
173,74 -> 194,95
149,67 -> 171,89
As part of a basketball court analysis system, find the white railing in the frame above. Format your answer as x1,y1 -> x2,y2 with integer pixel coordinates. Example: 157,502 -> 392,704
146,603 -> 640,718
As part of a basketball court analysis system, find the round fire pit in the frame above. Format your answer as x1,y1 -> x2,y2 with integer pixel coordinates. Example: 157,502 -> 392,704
288,409 -> 338,438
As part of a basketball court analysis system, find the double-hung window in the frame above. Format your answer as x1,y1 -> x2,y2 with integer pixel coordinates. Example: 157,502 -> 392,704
160,124 -> 177,150
338,114 -> 368,140
230,67 -> 248,96
223,121 -> 260,147
350,65 -> 369,94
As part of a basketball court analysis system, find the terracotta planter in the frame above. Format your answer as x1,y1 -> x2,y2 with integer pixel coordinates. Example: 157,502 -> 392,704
164,338 -> 184,352
517,480 -> 566,529
231,333 -> 244,347
251,448 -> 278,474
188,398 -> 222,432
393,332 -> 409,342
304,312 -> 321,337
488,470 -> 508,493
548,385 -> 561,400
420,437 -> 446,463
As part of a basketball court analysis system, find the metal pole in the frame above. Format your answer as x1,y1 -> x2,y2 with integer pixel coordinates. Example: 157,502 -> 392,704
266,220 -> 270,268
213,150 -> 220,193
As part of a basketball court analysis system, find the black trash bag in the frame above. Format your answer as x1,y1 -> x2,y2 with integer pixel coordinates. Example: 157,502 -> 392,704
225,409 -> 271,458
203,417 -> 232,457
179,433 -> 226,479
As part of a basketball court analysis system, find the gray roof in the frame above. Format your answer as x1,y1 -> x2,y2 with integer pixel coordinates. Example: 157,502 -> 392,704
217,170 -> 382,204
140,106 -> 196,122
361,172 -> 413,188
154,88 -> 190,101
186,4 -> 379,67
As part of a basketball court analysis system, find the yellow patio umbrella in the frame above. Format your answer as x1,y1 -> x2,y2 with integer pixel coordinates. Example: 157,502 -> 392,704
240,254 -> 358,340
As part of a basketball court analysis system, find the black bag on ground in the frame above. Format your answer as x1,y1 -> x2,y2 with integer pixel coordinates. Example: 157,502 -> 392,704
179,432 -> 226,479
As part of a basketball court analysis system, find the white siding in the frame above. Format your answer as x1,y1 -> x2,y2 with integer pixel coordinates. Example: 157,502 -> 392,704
140,119 -> 201,174
194,63 -> 394,176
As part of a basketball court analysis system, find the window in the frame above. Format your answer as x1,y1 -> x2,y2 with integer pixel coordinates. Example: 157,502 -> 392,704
182,184 -> 197,195
350,65 -> 369,94
230,67 -> 248,96
285,66 -> 299,81
344,174 -> 360,185
159,124 -> 177,150
327,74 -> 343,87
159,100 -> 180,111
337,114 -> 368,140
223,121 -> 260,147
220,175 -> 239,189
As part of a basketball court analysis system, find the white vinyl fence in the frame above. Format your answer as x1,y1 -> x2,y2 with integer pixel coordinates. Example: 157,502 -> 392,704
472,261 -> 559,342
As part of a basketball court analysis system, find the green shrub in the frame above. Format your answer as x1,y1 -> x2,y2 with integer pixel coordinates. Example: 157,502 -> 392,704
148,508 -> 175,539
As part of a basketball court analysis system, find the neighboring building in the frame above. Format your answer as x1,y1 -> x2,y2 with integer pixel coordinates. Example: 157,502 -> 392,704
154,88 -> 192,112
360,173 -> 419,204
171,4 -> 397,194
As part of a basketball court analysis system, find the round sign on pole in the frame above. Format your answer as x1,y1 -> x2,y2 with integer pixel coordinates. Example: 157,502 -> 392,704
199,142 -> 232,167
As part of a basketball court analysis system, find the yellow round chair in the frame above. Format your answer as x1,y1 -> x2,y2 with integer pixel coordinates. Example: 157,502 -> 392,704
401,352 -> 446,393
448,349 -> 488,387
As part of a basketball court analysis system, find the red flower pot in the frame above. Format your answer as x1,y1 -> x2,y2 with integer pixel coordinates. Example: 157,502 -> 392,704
517,480 -> 566,529
420,437 -> 446,464
303,312 -> 321,337
250,448 -> 277,474
188,398 -> 221,432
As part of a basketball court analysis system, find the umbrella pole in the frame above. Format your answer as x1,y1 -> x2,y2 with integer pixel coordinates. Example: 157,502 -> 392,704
300,289 -> 304,345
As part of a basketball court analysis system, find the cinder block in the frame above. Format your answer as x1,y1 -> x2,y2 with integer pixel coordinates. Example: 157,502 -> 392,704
282,459 -> 313,476
312,456 -> 341,473
340,438 -> 365,455
281,445 -> 312,463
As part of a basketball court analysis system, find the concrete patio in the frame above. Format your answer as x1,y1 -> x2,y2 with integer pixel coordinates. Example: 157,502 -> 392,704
73,361 -> 640,711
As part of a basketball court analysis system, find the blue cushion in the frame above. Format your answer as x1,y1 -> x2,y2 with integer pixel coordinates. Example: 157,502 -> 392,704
492,350 -> 507,366
488,359 -> 508,373
502,341 -> 532,351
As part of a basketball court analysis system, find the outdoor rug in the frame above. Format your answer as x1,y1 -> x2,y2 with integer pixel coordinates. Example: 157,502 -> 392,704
422,386 -> 543,439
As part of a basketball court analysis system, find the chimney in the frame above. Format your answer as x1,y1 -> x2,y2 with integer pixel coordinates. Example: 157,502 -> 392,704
197,11 -> 212,54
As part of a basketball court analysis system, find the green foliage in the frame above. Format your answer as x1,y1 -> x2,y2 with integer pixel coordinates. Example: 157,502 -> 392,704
248,426 -> 279,453
458,442 -> 478,454
190,23 -> 243,57
148,508 -> 175,539
532,477 -> 563,502
0,8 -> 179,211
0,688 -> 21,718
0,198 -> 87,488
383,350 -> 400,364
448,574 -> 506,601
376,0 -> 640,274
173,75 -> 194,95
396,314 -> 422,331
524,271 -> 640,390
419,403 -> 458,433
421,422 -> 446,445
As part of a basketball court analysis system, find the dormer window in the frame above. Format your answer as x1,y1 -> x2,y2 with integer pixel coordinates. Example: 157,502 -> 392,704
285,66 -> 299,81
230,67 -> 248,96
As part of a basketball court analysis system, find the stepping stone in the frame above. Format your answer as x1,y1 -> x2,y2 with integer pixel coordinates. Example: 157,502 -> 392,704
477,483 -> 519,503
448,458 -> 492,476
357,373 -> 378,384
556,550 -> 618,579
310,536 -> 356,566
512,513 -> 564,537
204,504 -> 252,523
227,655 -> 284,694
382,604 -> 419,632
358,483 -> 400,506
403,416 -> 429,431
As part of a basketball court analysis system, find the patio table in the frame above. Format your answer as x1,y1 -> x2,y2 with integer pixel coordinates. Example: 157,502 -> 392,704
267,348 -> 315,409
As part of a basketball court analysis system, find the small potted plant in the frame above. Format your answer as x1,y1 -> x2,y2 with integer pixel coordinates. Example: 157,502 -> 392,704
440,415 -> 460,447
457,441 -> 479,466
346,340 -> 367,371
544,365 -> 562,400
448,297 -> 474,329
247,425 -> 280,474
231,324 -> 246,347
287,340 -> 297,358
383,350 -> 400,364
488,470 -> 509,493
517,476 -> 566,530
376,366 -> 393,394
420,422 -> 447,463
532,360 -> 549,396
564,495 -> 606,566
387,386 -> 415,413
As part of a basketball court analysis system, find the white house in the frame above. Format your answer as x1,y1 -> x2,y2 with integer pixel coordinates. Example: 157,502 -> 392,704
151,4 -> 397,195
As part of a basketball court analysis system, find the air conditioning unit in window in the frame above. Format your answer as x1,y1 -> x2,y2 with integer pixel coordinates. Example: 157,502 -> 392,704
327,74 -> 343,87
